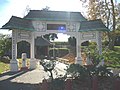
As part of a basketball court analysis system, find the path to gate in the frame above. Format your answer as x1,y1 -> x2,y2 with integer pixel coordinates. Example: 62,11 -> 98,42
0,61 -> 67,90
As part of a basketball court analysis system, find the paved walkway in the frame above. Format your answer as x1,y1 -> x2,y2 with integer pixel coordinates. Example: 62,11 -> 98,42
0,62 -> 67,90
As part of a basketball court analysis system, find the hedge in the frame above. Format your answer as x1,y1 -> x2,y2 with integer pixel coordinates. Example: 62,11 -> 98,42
49,48 -> 69,57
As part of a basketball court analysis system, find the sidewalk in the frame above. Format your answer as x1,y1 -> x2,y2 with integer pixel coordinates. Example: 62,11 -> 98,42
0,62 -> 67,90
0,65 -> 48,90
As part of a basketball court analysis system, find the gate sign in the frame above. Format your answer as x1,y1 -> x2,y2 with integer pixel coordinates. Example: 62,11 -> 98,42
81,32 -> 96,40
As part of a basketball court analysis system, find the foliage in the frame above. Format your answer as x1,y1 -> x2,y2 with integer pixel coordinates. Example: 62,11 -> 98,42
54,42 -> 68,45
0,56 -> 10,63
68,37 -> 76,47
0,35 -> 12,57
0,61 -> 9,74
66,41 -> 115,78
102,48 -> 120,68
66,63 -> 113,79
66,64 -> 88,79
80,0 -> 120,50
43,33 -> 58,41
82,42 -> 99,61
49,48 -> 69,57
68,37 -> 76,55
83,42 -> 120,68
18,58 -> 30,68
115,36 -> 120,46
94,65 -> 113,77
57,48 -> 69,57
54,42 -> 69,48
40,59 -> 56,80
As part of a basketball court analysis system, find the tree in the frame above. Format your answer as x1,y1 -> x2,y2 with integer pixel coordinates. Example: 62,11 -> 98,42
42,6 -> 50,11
80,0 -> 120,50
40,59 -> 56,81
68,37 -> 76,55
103,0 -> 120,49
88,0 -> 97,20
43,33 -> 58,41
0,35 -> 12,57
68,37 -> 76,47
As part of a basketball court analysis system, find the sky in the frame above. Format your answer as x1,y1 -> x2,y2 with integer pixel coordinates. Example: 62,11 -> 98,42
0,0 -> 85,41
0,0 -> 84,31
0,0 -> 120,41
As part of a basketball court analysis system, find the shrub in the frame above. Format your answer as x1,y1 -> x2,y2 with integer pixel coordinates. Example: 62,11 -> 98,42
102,49 -> 120,68
58,48 -> 69,57
66,64 -> 113,79
0,56 -> 10,64
49,48 -> 69,57
66,64 -> 88,79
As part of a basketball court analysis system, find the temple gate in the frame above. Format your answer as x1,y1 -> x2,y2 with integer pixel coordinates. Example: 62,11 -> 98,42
1,10 -> 109,71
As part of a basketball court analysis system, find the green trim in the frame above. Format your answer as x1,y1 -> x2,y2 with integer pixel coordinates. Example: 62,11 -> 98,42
79,28 -> 109,32
25,18 -> 86,21
3,26 -> 35,31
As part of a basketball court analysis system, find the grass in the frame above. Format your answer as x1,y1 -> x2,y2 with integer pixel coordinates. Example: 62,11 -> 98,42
114,46 -> 120,51
18,58 -> 30,68
103,46 -> 120,68
0,58 -> 30,74
0,61 -> 9,74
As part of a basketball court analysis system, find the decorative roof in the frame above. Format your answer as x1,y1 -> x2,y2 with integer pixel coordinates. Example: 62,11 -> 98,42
1,16 -> 35,31
1,10 -> 108,32
24,10 -> 87,21
79,19 -> 109,32
35,36 -> 51,46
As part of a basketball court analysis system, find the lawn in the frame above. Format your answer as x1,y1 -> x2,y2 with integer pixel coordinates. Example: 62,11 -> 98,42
0,59 -> 30,74
114,46 -> 120,51
18,58 -> 30,68
0,61 -> 9,74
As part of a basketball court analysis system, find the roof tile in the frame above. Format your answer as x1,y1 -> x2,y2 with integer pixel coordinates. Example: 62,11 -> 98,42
79,19 -> 109,32
2,16 -> 35,31
24,10 -> 87,21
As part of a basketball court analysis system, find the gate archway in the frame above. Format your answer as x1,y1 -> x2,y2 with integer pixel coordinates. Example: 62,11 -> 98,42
17,41 -> 30,58
1,10 -> 109,71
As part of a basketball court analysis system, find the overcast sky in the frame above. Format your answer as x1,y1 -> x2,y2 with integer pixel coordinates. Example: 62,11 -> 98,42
0,0 -> 120,41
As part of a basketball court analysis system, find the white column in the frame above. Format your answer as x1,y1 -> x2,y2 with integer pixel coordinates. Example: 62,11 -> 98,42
75,33 -> 82,65
30,32 -> 37,69
10,30 -> 19,71
31,33 -> 35,58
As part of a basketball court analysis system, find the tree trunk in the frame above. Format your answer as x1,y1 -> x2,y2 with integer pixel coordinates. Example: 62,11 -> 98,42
50,71 -> 53,81
108,34 -> 116,50
108,0 -> 116,50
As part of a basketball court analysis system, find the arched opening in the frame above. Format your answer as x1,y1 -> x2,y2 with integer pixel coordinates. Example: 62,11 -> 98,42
17,41 -> 30,58
37,33 -> 71,59
36,33 -> 77,62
